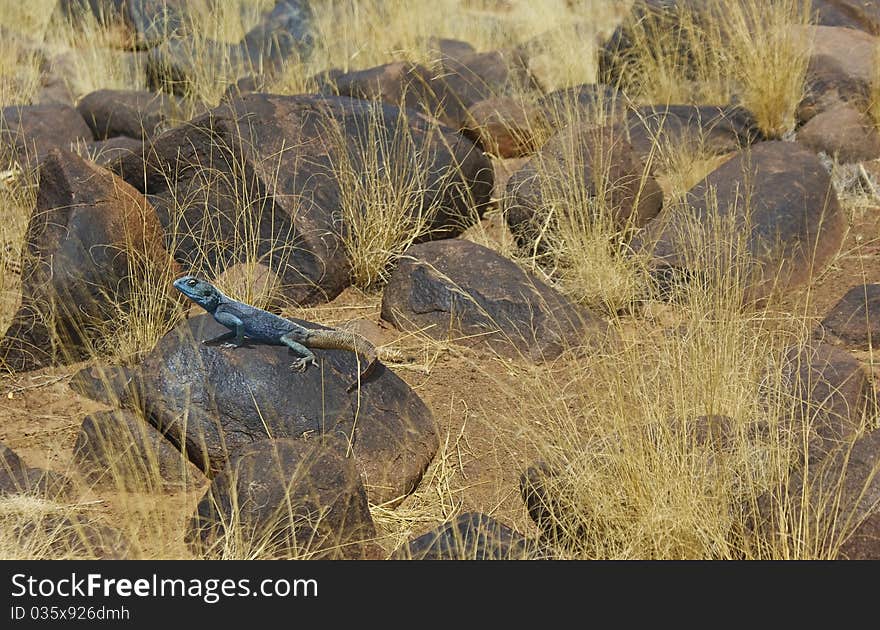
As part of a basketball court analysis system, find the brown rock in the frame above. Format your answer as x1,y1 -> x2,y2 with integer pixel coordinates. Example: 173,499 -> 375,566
76,89 -> 185,140
69,314 -> 438,505
113,93 -> 493,306
0,103 -> 92,167
0,149 -> 177,371
505,123 -> 664,251
73,410 -> 204,491
779,342 -> 876,461
820,283 -> 880,350
381,239 -> 612,361
623,104 -> 760,163
79,136 -> 143,167
437,48 -> 538,125
188,439 -> 379,559
463,97 -> 547,157
755,427 -> 880,559
633,141 -> 846,303
798,102 -> 880,163
0,442 -> 74,500
797,25 -> 878,122
813,0 -> 880,34
395,513 -> 539,559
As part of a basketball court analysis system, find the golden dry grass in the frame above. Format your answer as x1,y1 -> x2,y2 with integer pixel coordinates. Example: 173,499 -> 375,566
1,0 -> 879,560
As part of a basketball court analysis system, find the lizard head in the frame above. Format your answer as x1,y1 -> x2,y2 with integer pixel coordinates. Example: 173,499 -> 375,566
173,275 -> 221,312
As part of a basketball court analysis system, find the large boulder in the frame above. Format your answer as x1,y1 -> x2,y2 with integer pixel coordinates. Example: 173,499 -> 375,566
1,104 -> 93,167
328,62 -> 447,122
381,239 -> 611,361
146,1 -> 314,94
57,0 -> 187,49
598,0 -> 708,87
187,439 -> 379,559
81,136 -> 144,167
819,284 -> 880,350
462,97 -> 547,158
145,37 -> 252,96
69,314 -> 438,505
435,48 -> 537,127
76,89 -> 184,140
632,141 -> 846,302
394,513 -> 540,560
328,49 -> 537,130
114,93 -> 492,306
0,149 -> 177,372
812,0 -> 880,34
504,122 -> 663,251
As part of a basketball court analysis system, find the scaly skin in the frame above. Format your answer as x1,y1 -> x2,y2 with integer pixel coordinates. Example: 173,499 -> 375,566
173,275 -> 378,391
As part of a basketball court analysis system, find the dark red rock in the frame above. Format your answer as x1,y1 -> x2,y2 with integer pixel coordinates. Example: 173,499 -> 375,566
633,141 -> 845,302
754,427 -> 880,559
113,93 -> 493,306
505,122 -> 664,251
820,283 -> 880,350
0,442 -> 73,500
73,410 -> 204,490
76,89 -> 184,140
0,103 -> 92,167
381,239 -> 612,361
779,342 -> 876,460
797,102 -> 880,163
395,512 -> 539,559
463,97 -> 546,157
0,149 -> 177,371
188,439 -> 379,559
69,314 -> 438,505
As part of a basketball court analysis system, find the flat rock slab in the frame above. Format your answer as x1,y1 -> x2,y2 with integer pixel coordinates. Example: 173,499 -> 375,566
633,141 -> 845,302
820,284 -> 880,350
381,239 -> 611,361
188,439 -> 379,559
394,512 -> 540,560
70,314 -> 437,505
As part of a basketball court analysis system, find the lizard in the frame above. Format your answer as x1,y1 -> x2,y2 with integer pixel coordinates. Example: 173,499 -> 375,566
173,275 -> 379,391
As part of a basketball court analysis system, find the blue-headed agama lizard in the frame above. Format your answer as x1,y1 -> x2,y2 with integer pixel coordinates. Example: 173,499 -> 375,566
173,275 -> 379,392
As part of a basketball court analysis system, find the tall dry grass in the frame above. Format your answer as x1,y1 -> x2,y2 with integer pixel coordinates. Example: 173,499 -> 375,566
607,0 -> 811,139
1,0 -> 879,560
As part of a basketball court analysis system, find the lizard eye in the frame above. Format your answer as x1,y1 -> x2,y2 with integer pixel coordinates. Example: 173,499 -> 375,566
187,278 -> 197,287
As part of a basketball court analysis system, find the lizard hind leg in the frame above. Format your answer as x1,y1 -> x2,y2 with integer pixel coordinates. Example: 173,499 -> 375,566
280,333 -> 319,373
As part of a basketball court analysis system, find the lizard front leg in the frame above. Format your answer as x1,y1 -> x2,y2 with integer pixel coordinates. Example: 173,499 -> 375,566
210,311 -> 246,348
280,332 -> 319,373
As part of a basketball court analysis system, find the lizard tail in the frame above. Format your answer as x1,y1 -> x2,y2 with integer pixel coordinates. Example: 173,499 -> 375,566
304,329 -> 379,386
